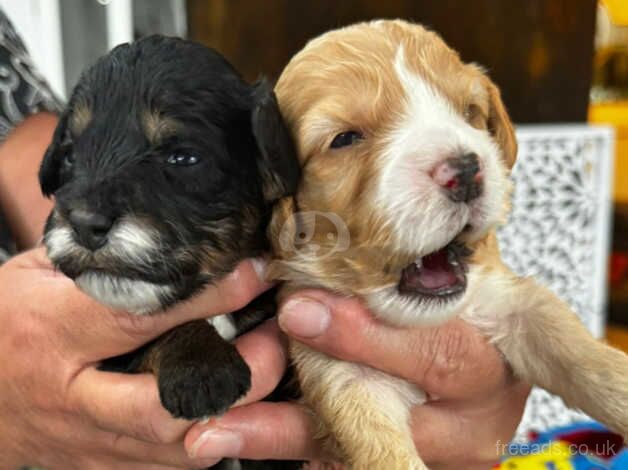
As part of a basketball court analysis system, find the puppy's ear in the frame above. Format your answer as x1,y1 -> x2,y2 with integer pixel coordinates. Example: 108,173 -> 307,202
267,196 -> 299,281
486,80 -> 517,169
39,111 -> 69,196
251,79 -> 300,202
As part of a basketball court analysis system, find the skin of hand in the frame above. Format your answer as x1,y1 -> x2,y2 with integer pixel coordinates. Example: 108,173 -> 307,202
184,291 -> 530,470
0,248 -> 286,470
0,114 -> 527,468
0,113 -> 292,469
0,112 -> 56,250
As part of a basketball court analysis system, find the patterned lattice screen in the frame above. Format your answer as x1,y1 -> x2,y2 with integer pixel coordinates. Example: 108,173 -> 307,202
498,125 -> 615,439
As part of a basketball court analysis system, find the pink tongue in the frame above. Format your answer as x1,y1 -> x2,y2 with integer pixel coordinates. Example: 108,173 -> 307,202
417,250 -> 458,289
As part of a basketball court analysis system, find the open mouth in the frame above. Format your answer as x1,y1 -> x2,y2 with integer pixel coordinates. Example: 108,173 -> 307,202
398,241 -> 472,300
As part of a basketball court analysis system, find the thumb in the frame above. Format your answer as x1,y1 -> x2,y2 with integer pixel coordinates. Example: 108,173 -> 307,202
277,290 -> 508,399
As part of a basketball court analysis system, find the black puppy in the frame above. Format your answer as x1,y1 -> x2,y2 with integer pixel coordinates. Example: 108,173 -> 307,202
39,36 -> 299,427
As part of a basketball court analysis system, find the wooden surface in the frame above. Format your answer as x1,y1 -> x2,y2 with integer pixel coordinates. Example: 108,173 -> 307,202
187,0 -> 597,123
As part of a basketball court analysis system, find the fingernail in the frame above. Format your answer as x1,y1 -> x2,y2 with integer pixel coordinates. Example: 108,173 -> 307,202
279,298 -> 330,338
250,257 -> 268,280
189,428 -> 243,459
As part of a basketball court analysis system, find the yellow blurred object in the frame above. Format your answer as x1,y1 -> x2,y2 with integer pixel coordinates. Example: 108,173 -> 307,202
603,0 -> 628,26
607,324 -> 628,353
589,102 -> 628,202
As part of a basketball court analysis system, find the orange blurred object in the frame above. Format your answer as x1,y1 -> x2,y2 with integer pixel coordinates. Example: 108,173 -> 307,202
588,103 -> 628,203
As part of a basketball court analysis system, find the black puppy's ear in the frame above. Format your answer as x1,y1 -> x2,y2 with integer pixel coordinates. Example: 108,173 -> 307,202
39,112 -> 69,197
251,79 -> 300,202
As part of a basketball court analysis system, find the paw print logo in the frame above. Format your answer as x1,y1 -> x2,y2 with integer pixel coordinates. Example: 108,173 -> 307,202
278,211 -> 350,259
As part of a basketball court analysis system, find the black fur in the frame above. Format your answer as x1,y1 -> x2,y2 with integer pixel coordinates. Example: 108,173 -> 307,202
41,37 -> 299,300
39,36 -> 301,468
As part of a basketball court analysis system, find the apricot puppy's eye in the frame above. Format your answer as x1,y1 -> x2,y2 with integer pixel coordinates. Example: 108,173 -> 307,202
330,131 -> 363,149
167,154 -> 200,166
464,104 -> 486,130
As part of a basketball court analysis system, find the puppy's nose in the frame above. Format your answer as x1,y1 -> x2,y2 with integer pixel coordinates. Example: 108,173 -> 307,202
68,209 -> 113,250
432,153 -> 483,203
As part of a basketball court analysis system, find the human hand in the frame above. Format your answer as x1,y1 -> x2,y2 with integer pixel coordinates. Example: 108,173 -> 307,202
184,290 -> 530,470
0,112 -> 56,249
0,247 -> 287,470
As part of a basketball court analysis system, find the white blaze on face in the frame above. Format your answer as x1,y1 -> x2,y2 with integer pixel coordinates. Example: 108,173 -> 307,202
364,45 -> 512,327
375,45 -> 509,256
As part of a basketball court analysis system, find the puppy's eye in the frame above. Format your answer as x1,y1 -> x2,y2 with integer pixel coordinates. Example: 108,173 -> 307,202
166,154 -> 200,166
464,104 -> 486,130
62,151 -> 75,168
330,131 -> 363,149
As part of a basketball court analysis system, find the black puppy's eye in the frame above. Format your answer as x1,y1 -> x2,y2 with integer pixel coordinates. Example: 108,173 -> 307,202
62,151 -> 75,168
330,131 -> 363,149
166,154 -> 200,166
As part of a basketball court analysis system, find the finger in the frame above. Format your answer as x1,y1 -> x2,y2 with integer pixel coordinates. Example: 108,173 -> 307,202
410,381 -> 530,465
68,367 -> 192,445
277,290 -> 507,399
82,455 -> 189,470
184,402 -> 325,462
164,257 -> 273,321
105,434 -> 220,469
16,247 -> 271,360
68,320 -> 287,445
125,466 -> 187,470
233,319 -> 288,406
91,257 -> 273,359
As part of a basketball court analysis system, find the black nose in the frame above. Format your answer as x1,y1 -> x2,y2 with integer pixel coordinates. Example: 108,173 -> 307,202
68,209 -> 113,250
432,152 -> 483,203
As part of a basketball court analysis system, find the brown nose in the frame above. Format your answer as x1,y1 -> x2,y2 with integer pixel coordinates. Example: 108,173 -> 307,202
432,153 -> 483,203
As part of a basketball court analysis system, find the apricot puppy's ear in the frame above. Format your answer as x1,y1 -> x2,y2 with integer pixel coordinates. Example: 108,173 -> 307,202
267,196 -> 299,281
486,80 -> 517,169
252,79 -> 301,202
39,111 -> 69,196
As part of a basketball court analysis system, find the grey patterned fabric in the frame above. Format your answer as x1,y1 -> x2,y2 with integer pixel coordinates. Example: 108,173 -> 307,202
0,8 -> 62,260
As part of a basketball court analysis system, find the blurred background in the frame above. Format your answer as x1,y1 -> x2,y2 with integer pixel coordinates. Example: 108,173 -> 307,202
1,0 -> 626,446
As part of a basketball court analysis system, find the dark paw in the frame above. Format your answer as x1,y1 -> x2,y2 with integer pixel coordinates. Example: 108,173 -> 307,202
158,350 -> 251,419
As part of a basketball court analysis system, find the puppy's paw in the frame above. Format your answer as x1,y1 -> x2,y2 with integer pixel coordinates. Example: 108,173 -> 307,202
567,344 -> 628,441
158,349 -> 251,419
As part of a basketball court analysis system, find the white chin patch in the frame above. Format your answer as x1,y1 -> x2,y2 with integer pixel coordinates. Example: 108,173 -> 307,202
365,285 -> 464,326
76,272 -> 173,315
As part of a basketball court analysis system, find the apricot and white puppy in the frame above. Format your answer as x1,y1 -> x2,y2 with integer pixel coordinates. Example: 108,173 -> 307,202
270,19 -> 628,469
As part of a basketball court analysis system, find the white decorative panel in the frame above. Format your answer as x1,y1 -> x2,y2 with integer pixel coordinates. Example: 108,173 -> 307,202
499,125 -> 615,439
